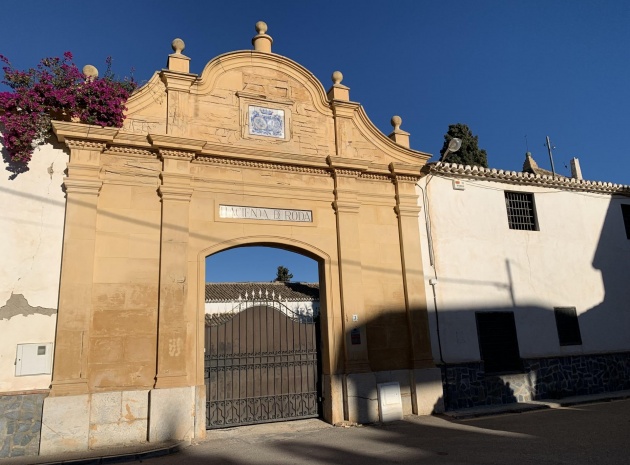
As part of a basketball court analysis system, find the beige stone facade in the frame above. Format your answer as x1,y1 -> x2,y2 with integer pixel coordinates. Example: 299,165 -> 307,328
42,24 -> 442,453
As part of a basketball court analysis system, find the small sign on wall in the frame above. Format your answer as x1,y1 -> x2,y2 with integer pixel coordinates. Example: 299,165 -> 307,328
452,179 -> 465,190
15,343 -> 53,376
350,328 -> 361,345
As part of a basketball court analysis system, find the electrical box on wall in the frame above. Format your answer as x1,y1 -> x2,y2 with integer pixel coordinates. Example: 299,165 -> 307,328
377,381 -> 403,422
15,343 -> 53,376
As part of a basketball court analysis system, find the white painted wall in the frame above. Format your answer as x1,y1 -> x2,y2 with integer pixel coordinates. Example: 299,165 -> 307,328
417,173 -> 630,363
0,141 -> 67,391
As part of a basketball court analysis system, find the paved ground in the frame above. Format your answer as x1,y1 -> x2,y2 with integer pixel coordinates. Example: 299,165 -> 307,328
140,398 -> 630,465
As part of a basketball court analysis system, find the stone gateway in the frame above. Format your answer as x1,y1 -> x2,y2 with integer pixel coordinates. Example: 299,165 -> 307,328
38,23 -> 442,454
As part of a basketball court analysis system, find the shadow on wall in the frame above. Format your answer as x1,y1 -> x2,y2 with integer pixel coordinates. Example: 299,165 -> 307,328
426,195 -> 630,411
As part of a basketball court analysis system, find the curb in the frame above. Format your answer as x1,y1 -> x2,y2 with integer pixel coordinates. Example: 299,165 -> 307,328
2,441 -> 185,465
441,390 -> 630,420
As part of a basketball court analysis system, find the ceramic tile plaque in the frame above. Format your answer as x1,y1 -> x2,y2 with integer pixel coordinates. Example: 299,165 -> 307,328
248,105 -> 285,138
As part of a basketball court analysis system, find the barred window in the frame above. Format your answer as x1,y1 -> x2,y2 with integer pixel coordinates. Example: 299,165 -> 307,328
505,192 -> 538,231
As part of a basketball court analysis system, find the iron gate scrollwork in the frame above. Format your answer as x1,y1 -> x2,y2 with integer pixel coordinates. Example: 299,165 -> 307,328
205,295 -> 320,428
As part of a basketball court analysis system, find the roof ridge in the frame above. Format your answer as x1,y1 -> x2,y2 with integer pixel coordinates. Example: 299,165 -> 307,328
425,162 -> 630,196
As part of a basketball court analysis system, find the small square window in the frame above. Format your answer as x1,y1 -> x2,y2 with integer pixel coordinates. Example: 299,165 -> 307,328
505,191 -> 538,231
621,204 -> 630,239
554,307 -> 582,346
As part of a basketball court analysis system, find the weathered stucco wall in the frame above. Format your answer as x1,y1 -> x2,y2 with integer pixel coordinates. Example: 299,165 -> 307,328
418,172 -> 630,363
0,141 -> 67,392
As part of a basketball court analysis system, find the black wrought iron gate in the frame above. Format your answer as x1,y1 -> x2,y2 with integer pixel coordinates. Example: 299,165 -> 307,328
204,300 -> 319,428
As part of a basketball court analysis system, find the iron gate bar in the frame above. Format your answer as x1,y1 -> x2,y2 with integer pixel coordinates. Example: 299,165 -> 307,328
205,298 -> 319,429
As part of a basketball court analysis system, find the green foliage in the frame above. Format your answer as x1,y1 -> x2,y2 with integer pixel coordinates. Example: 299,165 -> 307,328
275,266 -> 293,282
439,123 -> 488,168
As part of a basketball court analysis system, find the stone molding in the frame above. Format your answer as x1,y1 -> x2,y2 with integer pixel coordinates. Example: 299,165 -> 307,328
158,149 -> 195,161
64,139 -> 107,151
196,156 -> 330,175
426,161 -> 630,196
106,146 -> 156,158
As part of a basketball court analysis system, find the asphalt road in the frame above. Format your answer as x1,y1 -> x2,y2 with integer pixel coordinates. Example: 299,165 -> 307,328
142,399 -> 630,465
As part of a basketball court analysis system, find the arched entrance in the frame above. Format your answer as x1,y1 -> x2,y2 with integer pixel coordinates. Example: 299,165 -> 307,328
198,240 -> 331,428
203,245 -> 322,428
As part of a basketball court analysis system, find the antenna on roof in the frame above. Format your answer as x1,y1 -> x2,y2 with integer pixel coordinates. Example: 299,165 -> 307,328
545,136 -> 557,179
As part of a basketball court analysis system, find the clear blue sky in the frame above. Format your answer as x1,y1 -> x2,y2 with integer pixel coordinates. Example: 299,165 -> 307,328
2,1 -> 628,282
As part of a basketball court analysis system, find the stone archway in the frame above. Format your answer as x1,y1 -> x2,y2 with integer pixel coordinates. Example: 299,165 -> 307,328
40,27 -> 443,455
198,239 -> 335,426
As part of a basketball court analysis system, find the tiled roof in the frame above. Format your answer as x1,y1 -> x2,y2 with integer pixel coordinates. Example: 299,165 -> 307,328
424,162 -> 630,196
205,282 -> 319,302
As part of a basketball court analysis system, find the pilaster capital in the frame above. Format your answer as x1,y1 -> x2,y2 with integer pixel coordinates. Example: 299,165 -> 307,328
160,69 -> 197,92
158,185 -> 193,201
63,177 -> 103,196
333,199 -> 361,214
395,204 -> 422,218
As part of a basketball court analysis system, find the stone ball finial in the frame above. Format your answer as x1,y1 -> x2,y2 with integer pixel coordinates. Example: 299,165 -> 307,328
391,115 -> 402,131
255,21 -> 268,35
172,38 -> 185,54
82,64 -> 98,80
332,71 -> 343,85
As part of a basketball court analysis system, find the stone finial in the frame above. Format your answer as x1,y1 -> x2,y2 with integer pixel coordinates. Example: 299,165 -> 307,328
391,115 -> 402,131
388,115 -> 410,148
256,21 -> 268,34
167,37 -> 191,73
252,21 -> 273,53
82,64 -> 98,81
171,38 -> 185,54
327,70 -> 350,101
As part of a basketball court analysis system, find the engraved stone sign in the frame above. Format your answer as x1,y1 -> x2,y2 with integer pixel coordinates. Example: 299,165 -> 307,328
248,106 -> 285,138
219,205 -> 312,222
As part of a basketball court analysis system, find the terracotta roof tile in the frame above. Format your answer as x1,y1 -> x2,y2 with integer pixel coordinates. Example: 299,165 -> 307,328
205,282 -> 319,302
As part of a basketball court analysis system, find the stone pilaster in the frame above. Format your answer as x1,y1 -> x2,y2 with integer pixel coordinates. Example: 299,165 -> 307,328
154,149 -> 194,389
328,156 -> 371,373
390,163 -> 434,370
50,140 -> 106,396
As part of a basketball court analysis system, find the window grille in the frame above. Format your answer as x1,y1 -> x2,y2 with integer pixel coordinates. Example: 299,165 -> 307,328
554,307 -> 582,346
621,204 -> 630,239
505,192 -> 537,230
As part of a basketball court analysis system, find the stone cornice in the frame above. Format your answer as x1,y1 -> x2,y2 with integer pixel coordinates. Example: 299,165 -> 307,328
424,162 -> 630,196
149,134 -> 206,153
52,121 -> 118,143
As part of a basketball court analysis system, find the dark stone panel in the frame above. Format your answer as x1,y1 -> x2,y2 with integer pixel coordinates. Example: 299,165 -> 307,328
440,352 -> 630,411
0,393 -> 47,458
